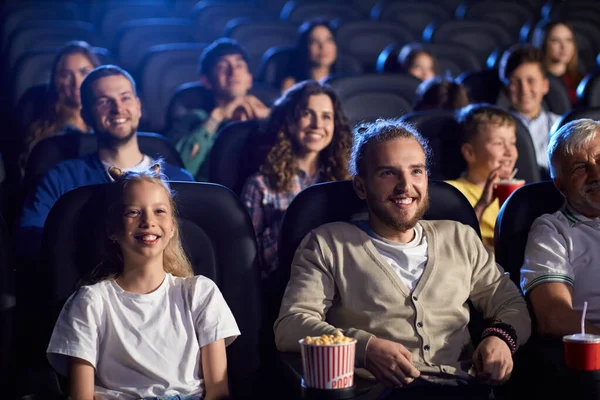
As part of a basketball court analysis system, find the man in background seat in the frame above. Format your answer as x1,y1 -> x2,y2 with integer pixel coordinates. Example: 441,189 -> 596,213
166,38 -> 270,181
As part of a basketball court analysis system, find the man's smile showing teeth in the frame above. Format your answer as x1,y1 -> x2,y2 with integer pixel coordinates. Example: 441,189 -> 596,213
392,198 -> 413,205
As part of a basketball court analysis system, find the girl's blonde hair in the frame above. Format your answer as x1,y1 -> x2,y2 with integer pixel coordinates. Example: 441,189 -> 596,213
89,162 -> 193,283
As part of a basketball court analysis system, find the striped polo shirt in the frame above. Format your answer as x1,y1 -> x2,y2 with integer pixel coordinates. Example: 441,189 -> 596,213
520,202 -> 600,324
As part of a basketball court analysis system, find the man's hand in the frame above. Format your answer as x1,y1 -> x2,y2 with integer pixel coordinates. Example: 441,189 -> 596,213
244,95 -> 270,119
472,336 -> 513,385
211,96 -> 250,123
211,96 -> 270,123
365,337 -> 421,387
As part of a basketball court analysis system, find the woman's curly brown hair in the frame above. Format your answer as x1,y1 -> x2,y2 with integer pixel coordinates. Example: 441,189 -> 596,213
259,80 -> 353,191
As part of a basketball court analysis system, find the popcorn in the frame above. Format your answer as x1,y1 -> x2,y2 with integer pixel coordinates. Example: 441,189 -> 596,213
303,330 -> 354,345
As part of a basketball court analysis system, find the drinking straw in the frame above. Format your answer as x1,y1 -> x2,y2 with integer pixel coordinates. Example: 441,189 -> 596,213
582,301 -> 588,335
509,168 -> 519,180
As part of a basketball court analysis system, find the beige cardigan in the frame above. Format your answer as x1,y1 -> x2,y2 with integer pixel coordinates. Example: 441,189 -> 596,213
274,220 -> 531,378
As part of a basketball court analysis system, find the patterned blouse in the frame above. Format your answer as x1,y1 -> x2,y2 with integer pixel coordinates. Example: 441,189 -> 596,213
241,169 -> 324,278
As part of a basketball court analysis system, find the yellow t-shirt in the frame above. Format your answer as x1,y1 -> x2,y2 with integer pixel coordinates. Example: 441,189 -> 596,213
445,178 -> 499,251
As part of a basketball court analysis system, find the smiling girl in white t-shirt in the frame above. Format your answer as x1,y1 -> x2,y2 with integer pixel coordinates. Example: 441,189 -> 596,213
47,163 -> 240,400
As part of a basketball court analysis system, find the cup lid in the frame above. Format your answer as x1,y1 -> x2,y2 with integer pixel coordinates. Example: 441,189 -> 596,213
563,333 -> 600,343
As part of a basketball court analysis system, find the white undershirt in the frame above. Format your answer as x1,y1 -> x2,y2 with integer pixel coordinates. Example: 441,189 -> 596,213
359,222 -> 429,291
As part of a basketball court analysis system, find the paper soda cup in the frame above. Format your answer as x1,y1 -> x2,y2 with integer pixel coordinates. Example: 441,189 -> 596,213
299,337 -> 357,389
495,179 -> 525,206
564,334 -> 600,371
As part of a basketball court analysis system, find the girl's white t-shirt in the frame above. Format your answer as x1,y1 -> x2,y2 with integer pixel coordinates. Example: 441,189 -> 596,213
47,273 -> 240,400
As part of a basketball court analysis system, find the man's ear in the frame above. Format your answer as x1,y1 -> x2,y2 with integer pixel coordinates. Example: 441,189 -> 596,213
200,75 -> 212,90
461,142 -> 476,164
353,175 -> 367,200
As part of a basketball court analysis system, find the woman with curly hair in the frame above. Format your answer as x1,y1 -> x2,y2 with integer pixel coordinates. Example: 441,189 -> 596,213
20,41 -> 100,173
241,80 -> 352,278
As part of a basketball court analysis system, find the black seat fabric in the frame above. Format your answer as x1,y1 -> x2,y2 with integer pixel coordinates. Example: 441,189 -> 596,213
323,74 -> 420,125
115,18 -> 197,72
224,19 -> 299,75
164,82 -> 280,134
139,43 -> 207,132
335,20 -> 414,72
38,182 -> 261,396
23,132 -> 185,197
6,20 -> 101,71
280,1 -> 365,23
540,73 -> 572,116
424,20 -> 513,65
209,120 -> 274,195
192,2 -> 267,42
372,2 -> 451,39
256,46 -> 294,89
495,181 -> 564,287
551,107 -> 600,136
458,1 -> 534,38
2,2 -> 82,50
0,213 -> 15,396
15,84 -> 49,131
577,70 -> 600,108
99,2 -> 173,48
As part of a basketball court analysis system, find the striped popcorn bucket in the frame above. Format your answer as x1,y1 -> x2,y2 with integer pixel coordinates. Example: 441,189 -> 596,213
299,338 -> 357,389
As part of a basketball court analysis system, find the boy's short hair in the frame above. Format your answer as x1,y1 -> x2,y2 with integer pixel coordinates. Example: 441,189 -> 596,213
199,38 -> 250,77
499,44 -> 545,85
457,103 -> 516,145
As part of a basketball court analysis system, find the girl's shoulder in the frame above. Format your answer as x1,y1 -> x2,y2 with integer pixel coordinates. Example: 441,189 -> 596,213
170,274 -> 225,307
61,281 -> 109,314
170,274 -> 219,295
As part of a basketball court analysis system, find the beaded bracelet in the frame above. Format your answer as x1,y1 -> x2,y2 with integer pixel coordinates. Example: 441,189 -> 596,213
481,324 -> 517,354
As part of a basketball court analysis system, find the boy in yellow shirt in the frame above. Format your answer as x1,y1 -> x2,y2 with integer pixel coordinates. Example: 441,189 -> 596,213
447,104 -> 518,250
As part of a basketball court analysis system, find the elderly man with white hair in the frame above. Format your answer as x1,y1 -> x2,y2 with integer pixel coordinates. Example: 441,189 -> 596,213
521,118 -> 600,337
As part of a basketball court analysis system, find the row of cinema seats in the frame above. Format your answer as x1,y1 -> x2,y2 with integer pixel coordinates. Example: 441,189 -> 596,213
15,103 -> 600,222
8,174 -> 485,398
16,61 -> 600,141
15,107 -> 541,207
3,165 -> 578,399
8,0 -> 596,78
7,0 -> 600,133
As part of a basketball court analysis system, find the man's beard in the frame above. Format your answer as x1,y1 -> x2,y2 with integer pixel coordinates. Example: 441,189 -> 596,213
96,126 -> 137,148
367,192 -> 430,232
